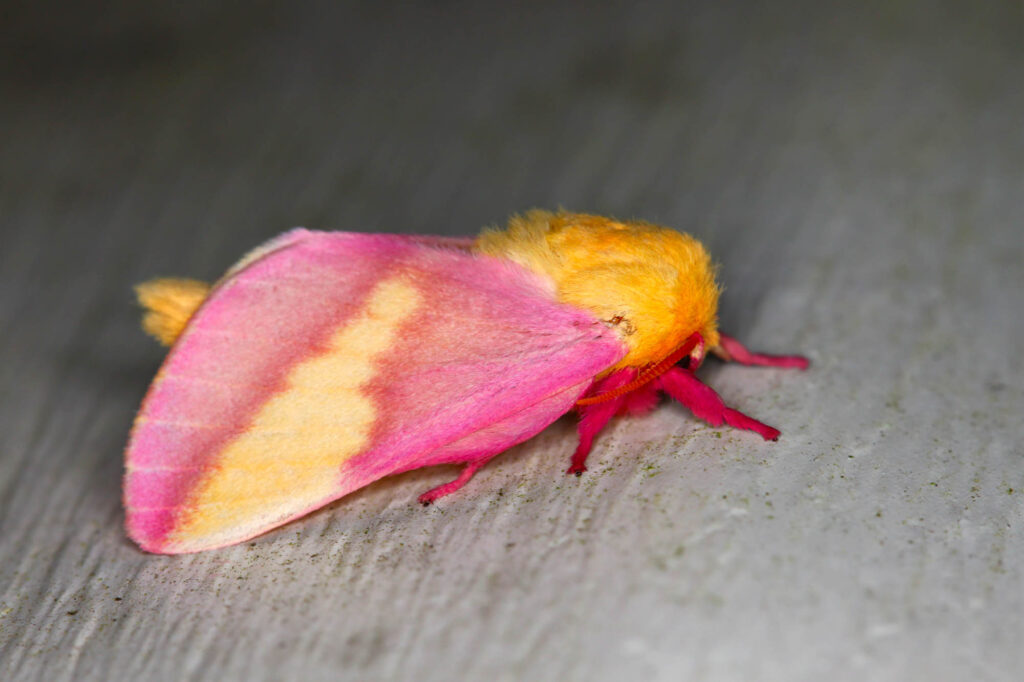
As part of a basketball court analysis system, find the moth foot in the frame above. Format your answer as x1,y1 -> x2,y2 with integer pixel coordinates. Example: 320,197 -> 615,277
567,464 -> 587,476
713,333 -> 810,370
417,459 -> 490,506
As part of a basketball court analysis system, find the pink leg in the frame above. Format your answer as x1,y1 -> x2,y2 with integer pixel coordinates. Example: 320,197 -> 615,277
619,382 -> 661,416
713,333 -> 810,369
568,369 -> 637,475
418,458 -> 492,505
657,367 -> 781,440
568,398 -> 624,475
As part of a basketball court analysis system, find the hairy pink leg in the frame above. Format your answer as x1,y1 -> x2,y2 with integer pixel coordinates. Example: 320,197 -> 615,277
569,369 -> 636,475
619,382 -> 661,416
714,333 -> 810,369
657,367 -> 781,440
419,458 -> 491,505
569,399 -> 624,475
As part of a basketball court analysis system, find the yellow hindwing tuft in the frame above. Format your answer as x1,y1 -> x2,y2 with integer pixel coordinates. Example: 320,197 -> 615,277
136,278 -> 212,346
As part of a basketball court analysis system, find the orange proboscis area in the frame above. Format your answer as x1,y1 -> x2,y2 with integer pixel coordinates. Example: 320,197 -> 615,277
576,333 -> 701,406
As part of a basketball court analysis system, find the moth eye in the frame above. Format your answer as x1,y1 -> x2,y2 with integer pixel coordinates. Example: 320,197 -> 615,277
607,315 -> 636,335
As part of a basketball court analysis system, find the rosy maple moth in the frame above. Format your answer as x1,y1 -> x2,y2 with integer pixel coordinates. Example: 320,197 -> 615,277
124,210 -> 808,554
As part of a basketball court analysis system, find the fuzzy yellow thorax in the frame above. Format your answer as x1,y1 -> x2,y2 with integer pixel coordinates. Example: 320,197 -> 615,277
476,210 -> 720,370
136,278 -> 211,346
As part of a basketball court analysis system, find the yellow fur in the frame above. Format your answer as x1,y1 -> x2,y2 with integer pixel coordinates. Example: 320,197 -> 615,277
135,278 -> 211,346
476,210 -> 720,370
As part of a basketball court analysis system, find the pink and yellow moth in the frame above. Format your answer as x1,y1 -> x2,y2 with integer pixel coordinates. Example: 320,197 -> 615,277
124,211 -> 808,554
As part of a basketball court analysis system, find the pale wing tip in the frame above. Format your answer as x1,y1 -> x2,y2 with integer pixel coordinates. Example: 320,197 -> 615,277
124,512 -> 174,554
125,514 -> 233,555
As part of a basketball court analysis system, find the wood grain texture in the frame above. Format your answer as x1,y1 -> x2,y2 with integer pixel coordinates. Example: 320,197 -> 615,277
2,1 -> 1023,680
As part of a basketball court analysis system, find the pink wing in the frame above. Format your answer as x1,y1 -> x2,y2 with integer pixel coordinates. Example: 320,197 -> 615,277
124,231 -> 625,553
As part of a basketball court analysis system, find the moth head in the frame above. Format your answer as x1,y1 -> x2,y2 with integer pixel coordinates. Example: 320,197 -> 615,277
477,210 -> 721,370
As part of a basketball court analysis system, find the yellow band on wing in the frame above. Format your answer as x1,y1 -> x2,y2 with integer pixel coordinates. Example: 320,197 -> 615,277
168,276 -> 421,551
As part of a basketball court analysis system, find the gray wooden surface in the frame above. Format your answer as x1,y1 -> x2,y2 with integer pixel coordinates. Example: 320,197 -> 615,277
2,1 -> 1023,680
